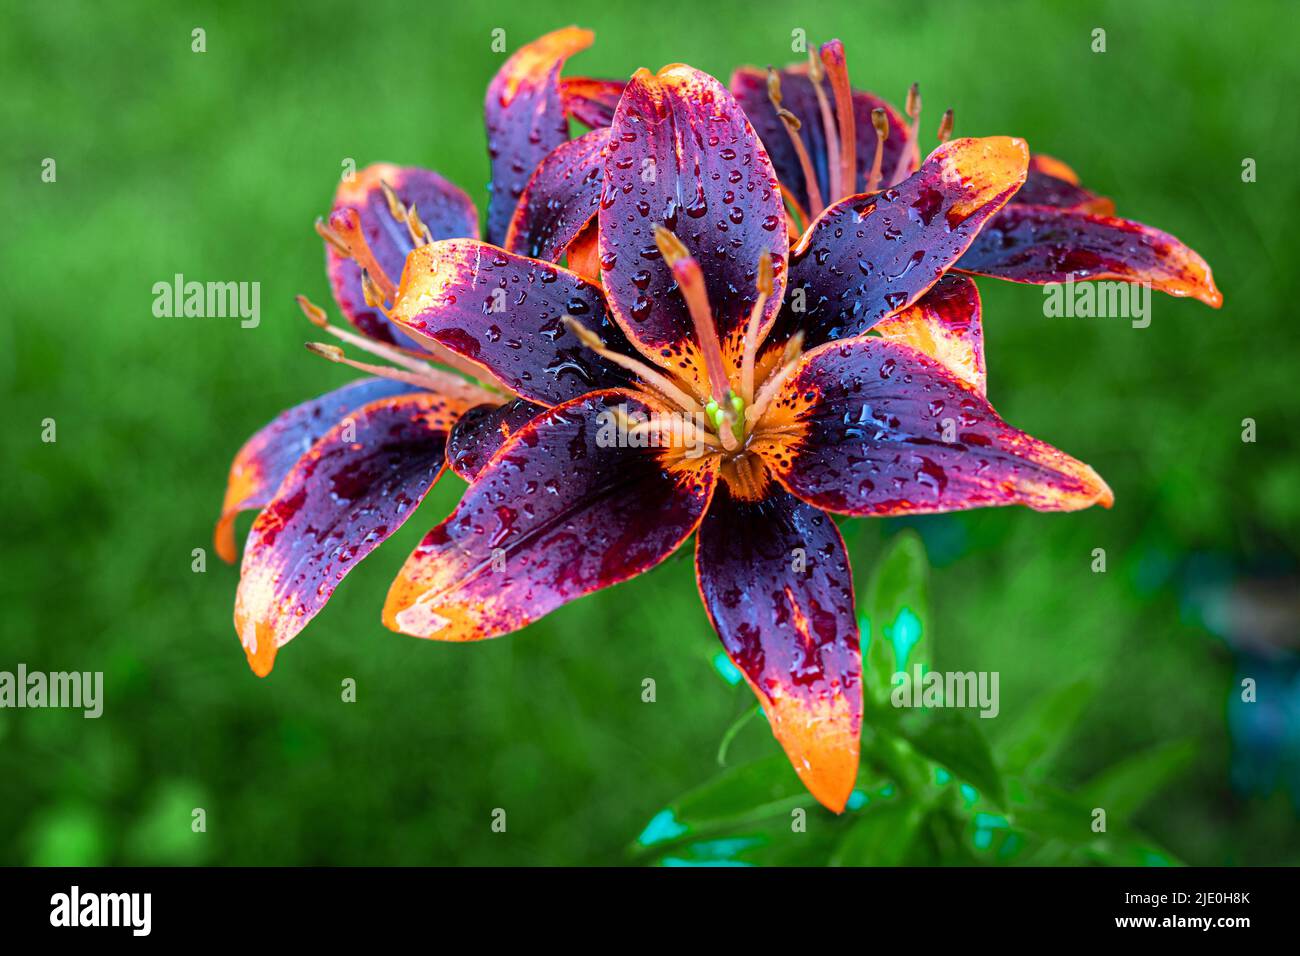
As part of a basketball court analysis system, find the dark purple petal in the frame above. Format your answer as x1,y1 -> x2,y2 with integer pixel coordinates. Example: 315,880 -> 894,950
390,239 -> 638,406
233,392 -> 466,675
697,485 -> 861,813
384,390 -> 718,641
214,378 -> 420,563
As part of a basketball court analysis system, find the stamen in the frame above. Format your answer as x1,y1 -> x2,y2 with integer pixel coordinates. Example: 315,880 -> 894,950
297,294 -> 440,377
767,68 -> 825,217
627,413 -> 721,450
864,108 -> 888,193
562,316 -> 703,416
379,180 -> 408,223
361,270 -> 388,311
326,207 -> 397,303
304,341 -> 498,406
807,48 -> 843,201
654,225 -> 731,405
819,40 -> 857,197
889,82 -> 922,186
937,108 -> 954,144
739,251 -> 774,405
405,202 -> 434,247
747,342 -> 804,428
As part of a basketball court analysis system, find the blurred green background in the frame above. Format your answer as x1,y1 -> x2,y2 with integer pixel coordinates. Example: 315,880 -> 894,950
3,0 -> 1298,865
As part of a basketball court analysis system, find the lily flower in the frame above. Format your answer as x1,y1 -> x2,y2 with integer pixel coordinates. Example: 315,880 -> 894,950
381,64 -> 1112,813
215,28 -> 607,677
731,39 -> 1221,307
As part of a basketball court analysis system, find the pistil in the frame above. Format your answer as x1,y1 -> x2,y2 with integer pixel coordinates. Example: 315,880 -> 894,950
819,40 -> 858,197
322,207 -> 397,304
653,225 -> 732,406
807,50 -> 843,202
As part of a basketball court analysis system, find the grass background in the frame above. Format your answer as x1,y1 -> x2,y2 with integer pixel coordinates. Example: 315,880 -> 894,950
2,0 -> 1297,864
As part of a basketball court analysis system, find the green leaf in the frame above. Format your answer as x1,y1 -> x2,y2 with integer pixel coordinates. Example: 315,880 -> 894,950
895,709 -> 1006,808
862,530 -> 930,704
830,798 -> 925,866
1007,782 -> 1184,866
996,675 -> 1099,776
1082,738 -> 1196,822
631,754 -> 814,855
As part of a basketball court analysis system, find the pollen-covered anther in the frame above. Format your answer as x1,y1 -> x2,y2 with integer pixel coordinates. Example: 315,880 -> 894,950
653,224 -> 732,407
937,108 -> 954,144
890,81 -> 923,185
360,270 -> 388,311
864,108 -> 889,193
379,180 -> 408,223
405,202 -> 434,247
297,293 -> 442,376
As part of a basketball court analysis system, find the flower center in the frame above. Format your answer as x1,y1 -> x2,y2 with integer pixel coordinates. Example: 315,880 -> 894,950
567,227 -> 801,462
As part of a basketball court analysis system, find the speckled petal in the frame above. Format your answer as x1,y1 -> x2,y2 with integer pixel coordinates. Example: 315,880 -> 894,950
505,127 -> 609,262
214,378 -> 421,563
389,239 -> 637,406
756,336 -> 1112,517
776,136 -> 1028,348
384,390 -> 718,641
696,485 -> 861,813
485,26 -> 594,245
233,391 -> 468,676
956,204 -> 1222,307
445,398 -> 544,482
598,64 -> 789,391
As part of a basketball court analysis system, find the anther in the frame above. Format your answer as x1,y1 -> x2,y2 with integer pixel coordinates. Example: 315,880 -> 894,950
767,67 -> 825,217
361,270 -> 388,311
379,181 -> 408,223
864,108 -> 888,193
405,202 -> 434,247
297,293 -> 442,377
937,108 -> 954,144
890,82 -> 923,186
